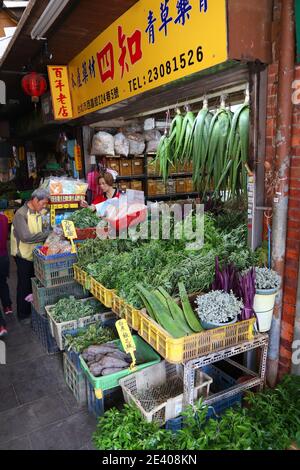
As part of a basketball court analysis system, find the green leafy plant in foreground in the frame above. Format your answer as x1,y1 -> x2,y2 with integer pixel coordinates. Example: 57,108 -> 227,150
92,375 -> 300,451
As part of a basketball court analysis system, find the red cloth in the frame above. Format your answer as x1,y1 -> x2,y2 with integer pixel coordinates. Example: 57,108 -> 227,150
0,213 -> 8,257
92,190 -> 120,205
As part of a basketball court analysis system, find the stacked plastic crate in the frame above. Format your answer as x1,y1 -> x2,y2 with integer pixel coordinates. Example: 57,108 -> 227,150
31,247 -> 86,355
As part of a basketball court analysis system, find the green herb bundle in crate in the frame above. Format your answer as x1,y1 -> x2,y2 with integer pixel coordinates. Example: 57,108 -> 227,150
62,321 -> 117,371
45,297 -> 114,350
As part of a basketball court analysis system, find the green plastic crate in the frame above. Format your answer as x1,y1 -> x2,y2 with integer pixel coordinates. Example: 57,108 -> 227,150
79,335 -> 161,393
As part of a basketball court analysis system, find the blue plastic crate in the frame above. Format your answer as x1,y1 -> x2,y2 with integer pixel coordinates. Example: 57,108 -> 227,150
63,353 -> 87,404
31,305 -> 59,355
165,365 -> 242,432
87,382 -> 123,418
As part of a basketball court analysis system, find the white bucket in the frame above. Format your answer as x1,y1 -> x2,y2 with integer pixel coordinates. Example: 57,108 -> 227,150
254,308 -> 274,332
253,290 -> 278,333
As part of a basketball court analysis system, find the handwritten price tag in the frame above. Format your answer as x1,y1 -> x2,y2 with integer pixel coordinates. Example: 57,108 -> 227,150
116,319 -> 136,370
61,220 -> 77,253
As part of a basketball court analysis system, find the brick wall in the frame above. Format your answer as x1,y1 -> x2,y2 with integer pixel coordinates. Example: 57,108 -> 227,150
265,61 -> 300,378
262,0 -> 300,379
278,65 -> 300,378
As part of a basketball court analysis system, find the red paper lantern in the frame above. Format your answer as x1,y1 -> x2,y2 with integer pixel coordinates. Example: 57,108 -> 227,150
21,72 -> 47,103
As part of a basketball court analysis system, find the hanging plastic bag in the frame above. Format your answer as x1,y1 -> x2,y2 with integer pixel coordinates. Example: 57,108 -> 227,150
91,131 -> 115,156
114,132 -> 129,156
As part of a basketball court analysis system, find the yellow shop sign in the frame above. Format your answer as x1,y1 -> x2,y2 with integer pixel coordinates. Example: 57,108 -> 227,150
48,66 -> 73,120
68,0 -> 228,119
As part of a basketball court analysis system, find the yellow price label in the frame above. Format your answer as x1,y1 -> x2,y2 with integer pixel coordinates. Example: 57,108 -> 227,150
116,319 -> 136,370
61,220 -> 78,253
95,388 -> 103,400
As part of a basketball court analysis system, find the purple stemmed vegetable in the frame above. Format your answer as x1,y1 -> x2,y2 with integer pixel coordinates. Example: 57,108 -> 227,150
238,267 -> 256,320
211,257 -> 255,320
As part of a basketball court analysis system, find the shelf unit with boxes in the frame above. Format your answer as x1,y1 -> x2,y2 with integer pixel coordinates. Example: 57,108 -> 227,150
145,153 -> 197,200
105,155 -> 145,193
104,152 -> 198,200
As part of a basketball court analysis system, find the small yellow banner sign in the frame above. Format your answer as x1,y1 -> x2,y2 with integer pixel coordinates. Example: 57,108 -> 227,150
74,144 -> 83,171
116,319 -> 136,370
68,0 -> 228,119
61,220 -> 77,253
47,66 -> 73,120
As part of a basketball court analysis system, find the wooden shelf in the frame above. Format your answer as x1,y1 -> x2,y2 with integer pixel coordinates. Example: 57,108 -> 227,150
116,173 -> 193,180
146,173 -> 193,179
146,192 -> 199,200
116,175 -> 146,180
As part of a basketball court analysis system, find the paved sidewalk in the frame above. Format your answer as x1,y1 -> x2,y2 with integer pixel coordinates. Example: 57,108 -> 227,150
0,260 -> 97,450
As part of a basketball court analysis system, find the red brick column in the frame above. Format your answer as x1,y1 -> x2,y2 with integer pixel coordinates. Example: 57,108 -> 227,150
263,64 -> 278,239
278,65 -> 300,377
263,62 -> 300,378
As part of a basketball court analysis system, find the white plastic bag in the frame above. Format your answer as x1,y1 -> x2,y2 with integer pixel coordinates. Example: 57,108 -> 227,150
91,131 -> 115,156
114,132 -> 129,156
126,133 -> 145,155
144,130 -> 161,142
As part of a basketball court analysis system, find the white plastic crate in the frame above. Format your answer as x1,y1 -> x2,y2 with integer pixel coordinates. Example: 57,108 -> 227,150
119,360 -> 212,426
45,298 -> 114,350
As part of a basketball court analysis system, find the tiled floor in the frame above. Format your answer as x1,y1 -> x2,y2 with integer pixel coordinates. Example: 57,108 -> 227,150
0,258 -> 97,450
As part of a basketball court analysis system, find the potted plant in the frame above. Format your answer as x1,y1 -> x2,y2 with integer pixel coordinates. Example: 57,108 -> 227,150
195,290 -> 243,330
251,267 -> 281,333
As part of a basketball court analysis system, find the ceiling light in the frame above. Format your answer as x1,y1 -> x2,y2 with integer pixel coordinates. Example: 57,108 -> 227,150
31,0 -> 71,40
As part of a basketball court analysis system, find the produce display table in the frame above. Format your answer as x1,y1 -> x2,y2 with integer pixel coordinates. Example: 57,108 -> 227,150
183,334 -> 269,406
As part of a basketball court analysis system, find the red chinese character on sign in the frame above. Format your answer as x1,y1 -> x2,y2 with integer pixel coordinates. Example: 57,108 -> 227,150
57,93 -> 67,105
96,42 -> 114,83
118,26 -> 129,77
118,26 -> 142,78
58,106 -> 69,117
127,29 -> 142,64
53,67 -> 63,78
55,80 -> 64,92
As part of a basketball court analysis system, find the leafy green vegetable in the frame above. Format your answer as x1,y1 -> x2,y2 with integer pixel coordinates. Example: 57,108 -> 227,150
50,296 -> 105,322
63,322 -> 116,353
66,208 -> 100,228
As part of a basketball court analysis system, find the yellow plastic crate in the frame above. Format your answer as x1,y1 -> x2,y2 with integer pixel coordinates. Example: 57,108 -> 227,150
138,310 -> 256,364
111,294 -> 142,331
73,264 -> 91,290
124,303 -> 142,331
112,294 -> 126,317
90,277 -> 115,308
